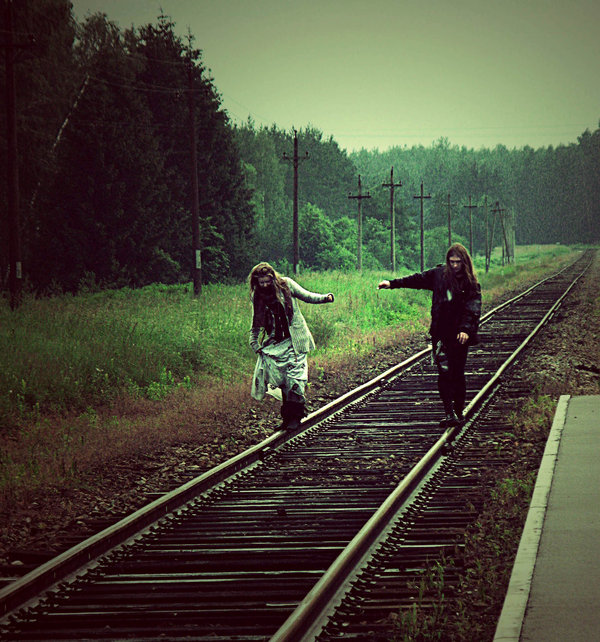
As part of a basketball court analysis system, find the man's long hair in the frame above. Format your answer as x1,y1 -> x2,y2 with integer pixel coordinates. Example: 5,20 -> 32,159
248,262 -> 293,323
443,243 -> 478,292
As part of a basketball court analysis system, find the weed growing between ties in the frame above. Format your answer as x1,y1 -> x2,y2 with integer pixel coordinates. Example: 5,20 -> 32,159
389,393 -> 555,641
389,560 -> 449,642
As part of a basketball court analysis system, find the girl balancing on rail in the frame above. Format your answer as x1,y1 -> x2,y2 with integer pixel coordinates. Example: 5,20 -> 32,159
248,262 -> 335,431
378,243 -> 482,427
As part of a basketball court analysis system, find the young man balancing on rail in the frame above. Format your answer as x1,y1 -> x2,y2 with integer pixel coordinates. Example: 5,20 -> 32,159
378,243 -> 481,427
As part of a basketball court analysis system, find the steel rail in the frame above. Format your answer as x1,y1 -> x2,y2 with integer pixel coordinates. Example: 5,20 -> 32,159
0,252 -> 590,627
0,353 -> 430,619
270,253 -> 593,642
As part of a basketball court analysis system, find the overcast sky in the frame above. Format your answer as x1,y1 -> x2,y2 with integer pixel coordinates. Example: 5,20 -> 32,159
70,0 -> 600,153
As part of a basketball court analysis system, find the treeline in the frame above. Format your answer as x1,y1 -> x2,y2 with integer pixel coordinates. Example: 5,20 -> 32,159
1,2 -> 599,297
348,134 -> 600,267
1,2 -> 254,294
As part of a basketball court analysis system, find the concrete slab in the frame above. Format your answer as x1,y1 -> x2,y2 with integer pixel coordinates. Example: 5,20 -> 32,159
494,394 -> 600,642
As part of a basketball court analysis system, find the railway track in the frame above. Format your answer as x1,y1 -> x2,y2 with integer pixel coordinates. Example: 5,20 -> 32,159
0,250 -> 593,641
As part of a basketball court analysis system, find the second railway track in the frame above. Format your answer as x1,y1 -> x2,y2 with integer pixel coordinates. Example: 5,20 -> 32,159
0,250 -> 593,641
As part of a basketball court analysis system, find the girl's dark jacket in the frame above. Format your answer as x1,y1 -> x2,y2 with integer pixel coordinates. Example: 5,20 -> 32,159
389,265 -> 482,346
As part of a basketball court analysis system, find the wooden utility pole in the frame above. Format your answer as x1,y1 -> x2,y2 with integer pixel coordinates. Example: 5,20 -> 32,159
348,175 -> 371,271
488,201 -> 498,268
446,194 -> 457,248
381,167 -> 402,272
492,202 -> 509,265
484,196 -> 490,272
187,60 -> 202,296
463,195 -> 478,256
282,129 -> 308,274
413,181 -> 431,272
2,0 -> 34,309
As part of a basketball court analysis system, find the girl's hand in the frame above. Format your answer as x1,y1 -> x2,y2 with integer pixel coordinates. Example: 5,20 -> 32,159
457,332 -> 469,344
378,280 -> 391,289
326,293 -> 334,303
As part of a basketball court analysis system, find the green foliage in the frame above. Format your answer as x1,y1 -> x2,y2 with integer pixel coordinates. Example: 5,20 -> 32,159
392,560 -> 449,641
2,4 -> 598,298
351,132 -> 600,260
3,6 -> 254,295
0,245 -> 581,430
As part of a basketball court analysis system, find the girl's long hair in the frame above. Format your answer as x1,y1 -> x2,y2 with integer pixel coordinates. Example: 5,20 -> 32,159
443,243 -> 478,292
248,262 -> 293,323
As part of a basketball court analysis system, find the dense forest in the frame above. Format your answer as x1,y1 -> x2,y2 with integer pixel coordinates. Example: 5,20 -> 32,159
1,1 -> 599,298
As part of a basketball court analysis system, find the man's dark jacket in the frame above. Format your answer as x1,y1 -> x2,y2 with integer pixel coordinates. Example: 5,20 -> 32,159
389,265 -> 481,346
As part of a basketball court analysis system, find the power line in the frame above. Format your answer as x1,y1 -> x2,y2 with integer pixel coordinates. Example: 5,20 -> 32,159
87,73 -> 184,94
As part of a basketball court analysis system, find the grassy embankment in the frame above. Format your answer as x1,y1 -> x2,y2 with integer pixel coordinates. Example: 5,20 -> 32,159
0,244 -> 581,506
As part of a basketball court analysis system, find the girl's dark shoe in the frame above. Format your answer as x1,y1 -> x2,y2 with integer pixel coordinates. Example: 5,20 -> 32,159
454,404 -> 465,424
439,411 -> 459,427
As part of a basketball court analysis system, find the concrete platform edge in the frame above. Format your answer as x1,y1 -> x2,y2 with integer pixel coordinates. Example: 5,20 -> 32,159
492,394 -> 571,642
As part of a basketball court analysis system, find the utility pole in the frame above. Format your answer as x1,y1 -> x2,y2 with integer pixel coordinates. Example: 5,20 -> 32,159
492,202 -> 509,265
381,166 -> 402,272
2,0 -> 34,309
484,196 -> 489,272
446,194 -> 457,248
488,201 -> 498,268
348,175 -> 371,271
187,59 -> 202,296
463,195 -> 478,257
413,181 -> 431,272
282,129 -> 308,274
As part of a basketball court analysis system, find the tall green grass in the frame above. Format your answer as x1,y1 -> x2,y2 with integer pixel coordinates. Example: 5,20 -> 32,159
0,244 -> 581,428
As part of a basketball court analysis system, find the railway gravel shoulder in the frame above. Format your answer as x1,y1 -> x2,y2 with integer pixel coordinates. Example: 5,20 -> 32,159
0,251 -> 596,641
0,250 -> 598,641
